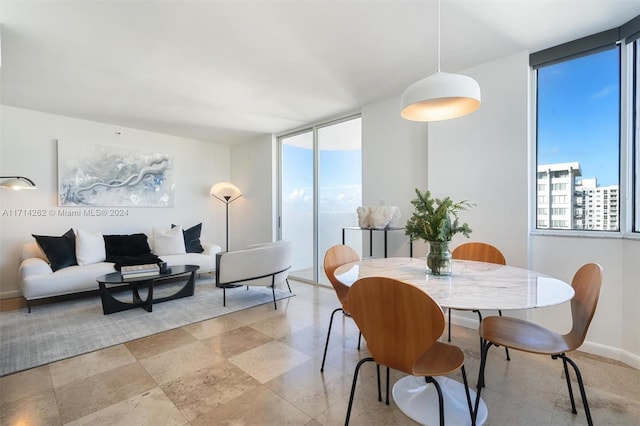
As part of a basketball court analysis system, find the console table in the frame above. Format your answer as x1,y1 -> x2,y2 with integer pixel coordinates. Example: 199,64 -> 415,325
342,227 -> 412,258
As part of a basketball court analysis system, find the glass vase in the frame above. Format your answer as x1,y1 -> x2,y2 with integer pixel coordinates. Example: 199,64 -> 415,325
427,241 -> 452,276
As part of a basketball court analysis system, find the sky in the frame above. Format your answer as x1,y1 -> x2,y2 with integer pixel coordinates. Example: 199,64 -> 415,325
282,144 -> 362,212
537,47 -> 620,187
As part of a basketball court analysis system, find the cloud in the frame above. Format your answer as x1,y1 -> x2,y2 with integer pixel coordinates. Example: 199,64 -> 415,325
591,85 -> 616,100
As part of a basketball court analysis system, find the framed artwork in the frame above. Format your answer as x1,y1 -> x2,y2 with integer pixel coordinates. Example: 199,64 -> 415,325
57,140 -> 175,207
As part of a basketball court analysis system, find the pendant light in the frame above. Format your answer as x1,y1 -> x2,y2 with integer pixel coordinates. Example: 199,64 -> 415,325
401,0 -> 481,121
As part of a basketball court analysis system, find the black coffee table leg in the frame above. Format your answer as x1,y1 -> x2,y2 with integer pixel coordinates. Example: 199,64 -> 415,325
99,281 -> 153,314
152,271 -> 196,304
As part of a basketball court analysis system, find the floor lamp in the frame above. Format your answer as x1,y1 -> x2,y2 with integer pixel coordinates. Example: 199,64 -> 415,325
0,176 -> 37,190
210,182 -> 242,252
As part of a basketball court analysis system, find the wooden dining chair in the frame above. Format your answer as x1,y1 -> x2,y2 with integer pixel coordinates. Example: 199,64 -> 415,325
474,263 -> 603,426
345,276 -> 475,426
451,241 -> 510,359
320,244 -> 362,373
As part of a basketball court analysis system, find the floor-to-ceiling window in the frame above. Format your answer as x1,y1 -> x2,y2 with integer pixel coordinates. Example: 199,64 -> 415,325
279,115 -> 362,284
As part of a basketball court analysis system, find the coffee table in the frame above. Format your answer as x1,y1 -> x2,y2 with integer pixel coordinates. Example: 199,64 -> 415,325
96,264 -> 199,315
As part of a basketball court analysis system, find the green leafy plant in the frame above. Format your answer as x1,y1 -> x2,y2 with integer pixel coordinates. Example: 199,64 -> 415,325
405,189 -> 474,243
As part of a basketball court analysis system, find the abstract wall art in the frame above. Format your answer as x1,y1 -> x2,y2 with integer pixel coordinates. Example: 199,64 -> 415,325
58,141 -> 175,207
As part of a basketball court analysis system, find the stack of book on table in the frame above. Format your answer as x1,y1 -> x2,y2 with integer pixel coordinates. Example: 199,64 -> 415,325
121,263 -> 160,279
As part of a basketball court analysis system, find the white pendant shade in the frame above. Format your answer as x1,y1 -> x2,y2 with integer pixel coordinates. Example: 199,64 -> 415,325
401,71 -> 481,122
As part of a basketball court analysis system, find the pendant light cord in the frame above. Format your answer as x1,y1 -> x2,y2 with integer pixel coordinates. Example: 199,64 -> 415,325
437,0 -> 441,73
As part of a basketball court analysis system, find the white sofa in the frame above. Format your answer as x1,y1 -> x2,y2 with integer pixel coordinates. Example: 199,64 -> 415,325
216,240 -> 293,309
19,229 -> 221,312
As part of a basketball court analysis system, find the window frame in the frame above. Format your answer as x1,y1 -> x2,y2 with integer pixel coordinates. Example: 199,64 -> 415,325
530,16 -> 640,240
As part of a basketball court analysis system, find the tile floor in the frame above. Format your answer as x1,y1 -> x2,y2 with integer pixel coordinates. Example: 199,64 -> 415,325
1,280 -> 639,425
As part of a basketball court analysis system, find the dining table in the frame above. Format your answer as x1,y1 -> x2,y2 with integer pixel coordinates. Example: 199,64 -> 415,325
334,257 -> 575,426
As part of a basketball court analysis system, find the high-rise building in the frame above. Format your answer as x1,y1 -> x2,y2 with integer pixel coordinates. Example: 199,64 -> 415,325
536,162 -> 581,229
576,178 -> 619,231
537,162 -> 619,231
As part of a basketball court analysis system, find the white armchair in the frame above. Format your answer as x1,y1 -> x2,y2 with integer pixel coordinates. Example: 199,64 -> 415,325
215,240 -> 293,309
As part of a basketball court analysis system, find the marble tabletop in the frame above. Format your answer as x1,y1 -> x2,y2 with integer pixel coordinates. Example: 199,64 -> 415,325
334,257 -> 575,311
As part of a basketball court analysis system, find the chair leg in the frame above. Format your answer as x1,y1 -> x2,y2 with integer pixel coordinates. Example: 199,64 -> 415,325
554,353 -> 593,426
320,308 -> 343,372
448,308 -> 452,342
376,364 -> 382,402
425,377 -> 445,426
560,355 -> 578,413
460,365 -> 476,426
346,357 -> 374,426
385,367 -> 390,405
223,287 -> 226,307
271,284 -> 277,310
285,278 -> 292,292
474,339 -> 494,423
498,310 -> 510,360
357,331 -> 362,350
475,310 -> 483,353
475,310 -> 510,360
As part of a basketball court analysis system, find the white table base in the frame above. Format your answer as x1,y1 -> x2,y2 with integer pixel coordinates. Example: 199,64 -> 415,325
392,376 -> 488,426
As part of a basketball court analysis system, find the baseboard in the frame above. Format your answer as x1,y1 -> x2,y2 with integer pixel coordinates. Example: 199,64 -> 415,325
450,312 -> 479,329
580,341 -> 640,370
450,312 -> 640,370
0,290 -> 23,300
620,350 -> 640,370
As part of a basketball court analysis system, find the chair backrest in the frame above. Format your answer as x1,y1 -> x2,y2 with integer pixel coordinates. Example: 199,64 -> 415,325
347,276 -> 445,374
566,263 -> 603,349
217,240 -> 292,286
452,242 -> 506,265
323,245 -> 360,305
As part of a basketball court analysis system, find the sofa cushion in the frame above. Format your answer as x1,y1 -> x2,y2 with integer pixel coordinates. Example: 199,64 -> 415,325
32,229 -> 77,272
104,233 -> 151,257
172,223 -> 204,253
153,226 -> 186,255
104,233 -> 159,269
75,229 -> 106,266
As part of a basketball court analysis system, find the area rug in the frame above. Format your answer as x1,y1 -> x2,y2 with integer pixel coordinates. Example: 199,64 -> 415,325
0,278 -> 295,376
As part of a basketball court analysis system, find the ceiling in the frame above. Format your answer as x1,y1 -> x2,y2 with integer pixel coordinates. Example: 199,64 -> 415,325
1,0 -> 639,144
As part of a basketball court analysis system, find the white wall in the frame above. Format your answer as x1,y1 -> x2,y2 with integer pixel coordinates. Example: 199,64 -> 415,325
229,134 -> 275,249
0,106 -> 230,298
361,96 -> 429,257
428,51 -> 530,267
426,50 -> 640,368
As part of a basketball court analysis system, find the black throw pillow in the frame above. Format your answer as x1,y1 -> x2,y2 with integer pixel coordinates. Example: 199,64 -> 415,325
103,233 -> 152,259
32,228 -> 77,272
172,223 -> 204,253
109,254 -> 162,270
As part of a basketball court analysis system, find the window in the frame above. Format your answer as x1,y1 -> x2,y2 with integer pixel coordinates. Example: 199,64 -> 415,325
279,115 -> 362,283
534,38 -> 621,232
533,16 -> 640,235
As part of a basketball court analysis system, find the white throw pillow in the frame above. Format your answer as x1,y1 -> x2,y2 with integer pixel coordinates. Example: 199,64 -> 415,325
152,226 -> 186,255
75,229 -> 106,266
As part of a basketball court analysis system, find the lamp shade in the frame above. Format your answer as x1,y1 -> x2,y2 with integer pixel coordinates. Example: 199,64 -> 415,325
400,72 -> 481,122
210,182 -> 242,202
0,176 -> 37,190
